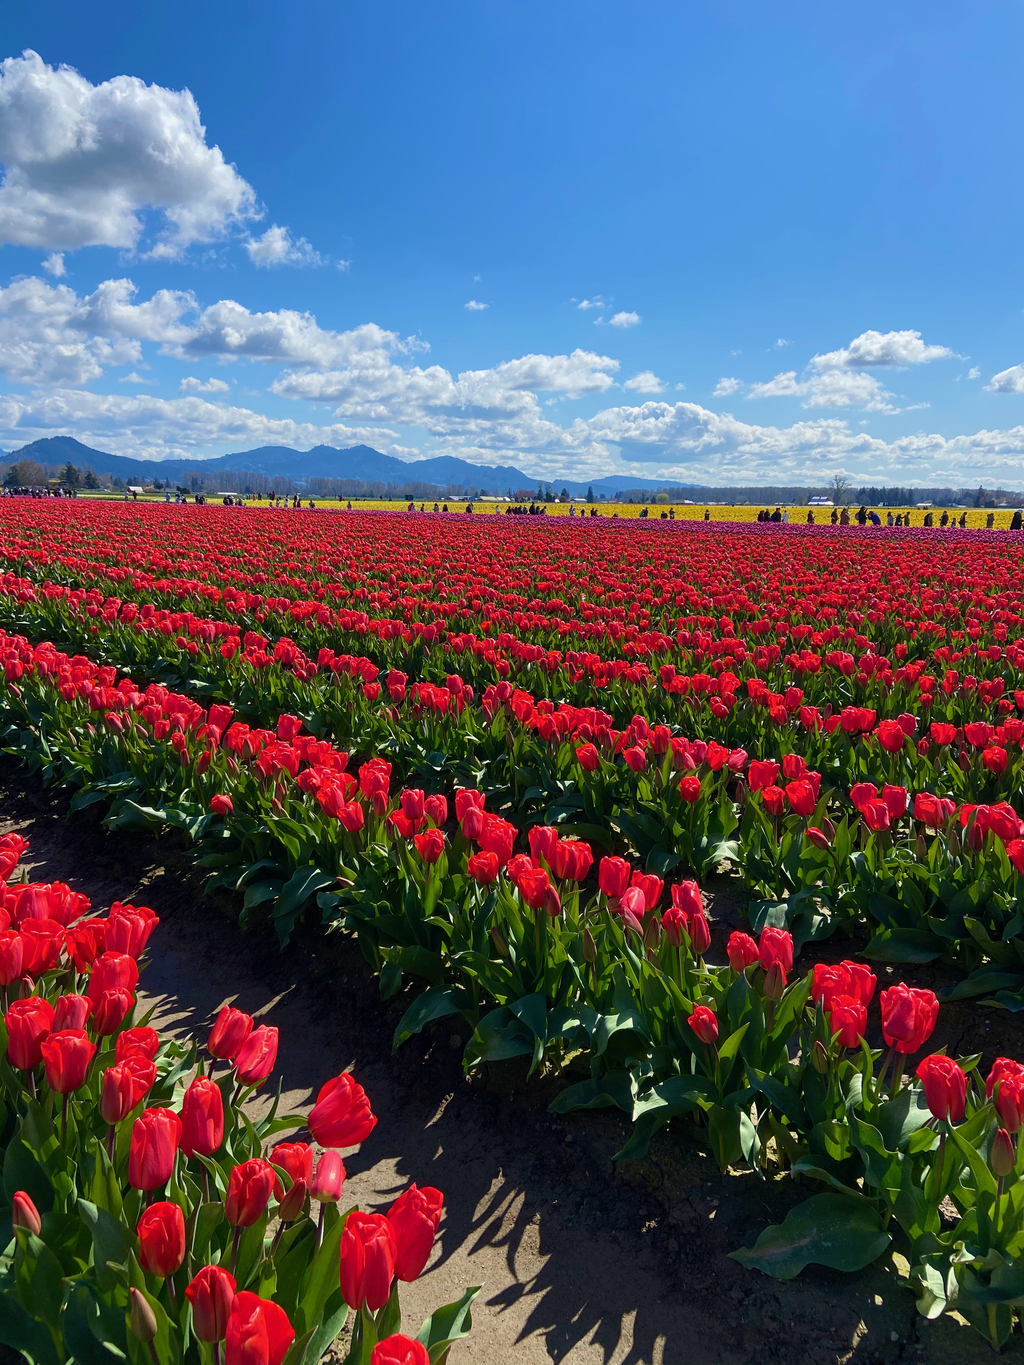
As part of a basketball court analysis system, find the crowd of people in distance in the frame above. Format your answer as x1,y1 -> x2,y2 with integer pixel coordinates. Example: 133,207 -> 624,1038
2,485 -> 79,499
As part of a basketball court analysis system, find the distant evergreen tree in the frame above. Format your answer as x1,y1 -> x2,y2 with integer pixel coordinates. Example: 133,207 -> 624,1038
587,485 -> 595,503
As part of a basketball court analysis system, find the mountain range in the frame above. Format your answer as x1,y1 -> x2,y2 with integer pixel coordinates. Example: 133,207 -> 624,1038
1,436 -> 685,497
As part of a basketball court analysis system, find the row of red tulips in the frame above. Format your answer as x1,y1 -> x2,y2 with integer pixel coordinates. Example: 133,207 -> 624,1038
0,836 -> 476,1365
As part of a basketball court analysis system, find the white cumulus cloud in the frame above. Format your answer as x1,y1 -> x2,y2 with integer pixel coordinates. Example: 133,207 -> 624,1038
576,297 -> 605,310
118,371 -> 154,384
624,371 -> 665,394
986,365 -> 1024,394
713,377 -> 742,397
0,50 -> 257,258
748,369 -> 897,411
608,311 -> 640,328
42,252 -> 65,276
180,376 -> 230,394
464,300 -> 488,311
244,225 -> 322,268
811,329 -> 953,372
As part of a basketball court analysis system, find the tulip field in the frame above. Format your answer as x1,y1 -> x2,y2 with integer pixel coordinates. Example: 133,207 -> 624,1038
3,498 -> 1024,1350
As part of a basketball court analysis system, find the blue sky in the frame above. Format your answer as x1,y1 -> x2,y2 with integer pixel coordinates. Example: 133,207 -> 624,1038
2,1 -> 1024,487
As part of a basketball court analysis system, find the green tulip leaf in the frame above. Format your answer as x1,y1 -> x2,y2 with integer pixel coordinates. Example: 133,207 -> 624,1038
416,1286 -> 481,1364
731,1193 -> 890,1281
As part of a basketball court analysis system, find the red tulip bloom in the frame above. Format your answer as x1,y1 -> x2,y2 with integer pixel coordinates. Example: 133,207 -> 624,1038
105,904 -> 159,958
388,1183 -> 444,1281
308,1072 -> 377,1149
916,1054 -> 967,1123
101,1059 -> 155,1124
678,775 -> 702,803
210,794 -> 234,815
51,993 -> 92,1032
311,1150 -> 346,1203
5,996 -> 55,1069
181,1076 -> 225,1158
224,1292 -> 294,1365
727,931 -> 760,972
186,1266 -> 237,1342
225,1159 -> 283,1227
92,987 -> 135,1037
41,1029 -> 96,1093
688,1006 -> 718,1046
747,759 -> 780,792
811,961 -> 876,1011
86,952 -> 139,1005
629,871 -> 663,912
424,794 -> 448,826
137,1201 -> 186,1277
758,927 -> 793,979
116,1026 -> 160,1063
338,1211 -> 397,1312
986,1058 -> 1024,1133
0,930 -> 24,985
785,779 -> 816,817
575,743 -> 600,772
371,1336 -> 430,1365
413,829 -> 445,863
598,857 -> 631,899
19,920 -> 65,976
875,719 -> 906,753
528,826 -> 559,866
880,983 -> 939,1054
129,1108 -> 182,1191
208,1005 -> 254,1060
518,867 -> 552,910
826,996 -> 866,1049
270,1142 -> 314,1186
467,851 -> 499,885
234,1025 -> 278,1085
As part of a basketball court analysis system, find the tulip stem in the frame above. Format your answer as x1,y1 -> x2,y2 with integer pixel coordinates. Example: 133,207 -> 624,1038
228,1225 -> 241,1275
213,1343 -> 221,1365
107,1125 -> 116,1164
148,1343 -> 160,1365
201,1167 -> 211,1205
315,1203 -> 326,1254
166,1276 -> 176,1307
60,1093 -> 69,1146
889,1053 -> 906,1099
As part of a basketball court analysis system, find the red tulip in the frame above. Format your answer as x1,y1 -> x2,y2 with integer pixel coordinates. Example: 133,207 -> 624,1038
311,1150 -> 346,1203
986,1058 -> 1024,1133
208,1005 -> 254,1060
225,1159 -> 283,1227
5,996 -> 54,1069
181,1076 -> 225,1158
116,1026 -> 160,1063
785,779 -> 816,817
826,996 -> 866,1049
224,1292 -> 294,1365
387,1183 -> 444,1281
19,920 -> 64,975
338,1211 -> 397,1311
371,1336 -> 430,1365
875,719 -> 906,753
186,1266 -> 237,1342
688,1006 -> 718,1046
629,871 -> 663,912
811,961 -> 876,1011
101,1060 -> 156,1123
128,1108 -> 182,1191
758,927 -> 793,979
880,983 -> 938,1054
424,794 -> 448,826
41,1029 -> 96,1093
413,829 -> 445,863
598,857 -> 631,899
916,1054 -> 967,1123
726,931 -> 760,972
528,826 -> 560,866
65,919 -> 105,972
747,759 -> 780,792
270,1141 -> 314,1186
467,851 -> 499,885
105,904 -> 159,958
92,987 -> 135,1037
86,952 -> 139,1005
991,1129 -> 1016,1178
12,1190 -> 41,1236
0,930 -> 24,985
234,1025 -> 278,1085
52,993 -> 92,1032
478,816 -> 516,866
210,794 -> 234,815
518,867 -> 552,911
308,1072 -> 377,1148
137,1201 -> 186,1277
575,743 -> 600,772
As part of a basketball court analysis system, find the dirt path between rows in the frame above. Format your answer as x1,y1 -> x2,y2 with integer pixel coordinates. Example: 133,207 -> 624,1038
2,766 -> 1018,1365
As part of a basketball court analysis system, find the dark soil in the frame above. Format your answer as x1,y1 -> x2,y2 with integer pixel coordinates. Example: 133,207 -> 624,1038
3,763 -> 1020,1365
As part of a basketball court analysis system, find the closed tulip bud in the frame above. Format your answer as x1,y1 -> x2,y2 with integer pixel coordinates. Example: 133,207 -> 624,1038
805,826 -> 831,851
582,927 -> 597,963
916,1054 -> 967,1123
92,987 -> 135,1037
224,1292 -> 294,1365
688,1006 -> 718,1046
186,1266 -> 237,1342
991,1128 -> 1015,1178
101,1063 -> 140,1124
643,915 -> 662,950
388,1183 -> 444,1282
811,1040 -> 830,1074
762,961 -> 786,1002
225,1159 -> 282,1227
276,1178 -> 308,1222
598,857 -> 631,900
52,993 -> 92,1032
130,1289 -> 158,1344
181,1075 -> 225,1158
338,1211 -> 397,1311
137,1201 -> 186,1277
207,1005 -> 253,1061
233,1025 -> 278,1086
543,885 -> 562,918
11,1189 -> 41,1236
490,925 -> 510,958
311,1150 -> 346,1203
